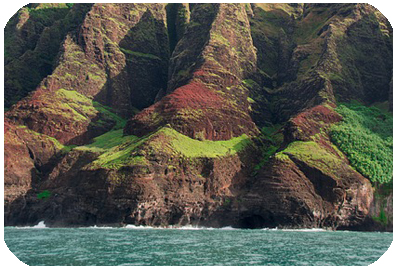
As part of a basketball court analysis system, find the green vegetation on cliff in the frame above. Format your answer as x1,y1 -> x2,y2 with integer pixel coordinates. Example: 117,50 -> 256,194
252,124 -> 284,173
51,89 -> 126,130
37,190 -> 51,200
330,102 -> 393,184
75,129 -> 135,153
80,130 -> 145,169
24,4 -> 72,25
77,127 -> 252,169
161,128 -> 251,158
4,3 -> 394,231
93,102 -> 127,130
120,48 -> 161,61
276,140 -> 344,175
332,13 -> 393,103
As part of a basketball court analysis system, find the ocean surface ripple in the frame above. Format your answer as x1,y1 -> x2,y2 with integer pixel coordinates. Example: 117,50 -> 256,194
4,225 -> 393,266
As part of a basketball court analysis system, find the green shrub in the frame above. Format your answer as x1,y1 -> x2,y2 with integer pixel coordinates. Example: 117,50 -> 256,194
373,209 -> 388,226
37,190 -> 51,200
330,102 -> 393,184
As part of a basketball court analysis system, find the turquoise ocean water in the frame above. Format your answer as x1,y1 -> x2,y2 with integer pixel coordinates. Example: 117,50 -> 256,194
4,225 -> 393,266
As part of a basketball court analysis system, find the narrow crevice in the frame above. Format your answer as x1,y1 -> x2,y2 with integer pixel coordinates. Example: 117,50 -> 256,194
165,3 -> 178,54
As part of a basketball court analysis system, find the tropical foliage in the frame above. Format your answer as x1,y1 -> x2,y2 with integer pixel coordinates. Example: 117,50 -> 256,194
330,102 -> 392,184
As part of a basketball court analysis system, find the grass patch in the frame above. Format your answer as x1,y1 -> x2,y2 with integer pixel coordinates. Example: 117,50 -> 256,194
330,101 -> 393,184
25,3 -> 71,26
247,97 -> 255,104
161,128 -> 251,158
56,88 -> 91,103
78,127 -> 252,170
51,89 -> 96,121
120,48 -> 161,61
242,79 -> 258,89
18,125 -> 74,153
276,140 -> 343,174
261,124 -> 283,145
75,130 -> 134,153
53,89 -> 126,130
80,130 -> 144,169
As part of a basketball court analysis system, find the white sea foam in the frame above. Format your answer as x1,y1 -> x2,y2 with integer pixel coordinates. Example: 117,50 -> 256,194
13,220 -> 47,229
88,225 -> 117,229
11,222 -> 327,231
220,226 -> 236,230
262,227 -> 327,232
124,225 -> 157,229
123,224 -> 237,230
171,225 -> 205,230
125,224 -> 207,230
27,221 -> 47,228
261,227 -> 279,231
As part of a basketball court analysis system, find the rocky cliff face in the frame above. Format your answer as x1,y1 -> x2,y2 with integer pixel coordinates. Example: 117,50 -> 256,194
4,3 -> 393,231
125,3 -> 259,140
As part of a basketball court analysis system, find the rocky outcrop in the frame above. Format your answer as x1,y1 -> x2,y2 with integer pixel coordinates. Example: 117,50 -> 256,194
4,4 -> 393,231
4,119 -> 66,208
239,105 -> 373,229
5,128 -> 260,227
246,4 -> 393,124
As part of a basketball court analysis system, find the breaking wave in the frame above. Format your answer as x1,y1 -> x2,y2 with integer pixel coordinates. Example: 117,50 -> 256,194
12,221 -> 47,229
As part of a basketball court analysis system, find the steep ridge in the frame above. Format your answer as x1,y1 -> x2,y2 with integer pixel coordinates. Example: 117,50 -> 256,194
4,3 -> 169,211
5,4 -> 92,108
4,3 -> 393,231
6,3 -> 168,145
125,3 -> 259,140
